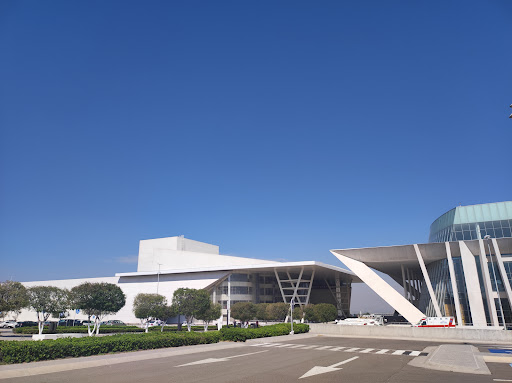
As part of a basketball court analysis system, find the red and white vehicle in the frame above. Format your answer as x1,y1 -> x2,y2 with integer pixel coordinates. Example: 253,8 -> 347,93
414,317 -> 456,328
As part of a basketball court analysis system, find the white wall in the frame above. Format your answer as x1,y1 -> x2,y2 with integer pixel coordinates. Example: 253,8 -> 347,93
18,271 -> 229,324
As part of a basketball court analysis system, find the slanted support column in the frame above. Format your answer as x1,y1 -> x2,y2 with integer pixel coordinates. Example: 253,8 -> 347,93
331,250 -> 425,325
459,241 -> 487,327
492,238 -> 512,308
414,244 -> 442,317
305,269 -> 315,305
445,242 -> 463,326
478,239 -> 499,326
274,269 -> 286,303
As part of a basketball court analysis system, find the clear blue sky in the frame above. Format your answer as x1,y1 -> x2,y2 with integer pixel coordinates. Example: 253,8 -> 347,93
1,1 -> 511,312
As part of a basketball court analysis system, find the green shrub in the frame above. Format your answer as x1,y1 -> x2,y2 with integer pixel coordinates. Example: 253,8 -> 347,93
219,323 -> 309,342
0,331 -> 221,364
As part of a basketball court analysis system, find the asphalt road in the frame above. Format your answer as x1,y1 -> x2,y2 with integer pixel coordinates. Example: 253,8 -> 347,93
2,335 -> 512,383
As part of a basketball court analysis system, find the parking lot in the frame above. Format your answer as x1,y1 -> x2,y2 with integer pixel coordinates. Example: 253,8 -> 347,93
1,334 -> 511,382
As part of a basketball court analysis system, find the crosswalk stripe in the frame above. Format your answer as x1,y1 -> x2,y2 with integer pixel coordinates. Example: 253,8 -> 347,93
315,346 -> 333,350
250,343 -> 425,357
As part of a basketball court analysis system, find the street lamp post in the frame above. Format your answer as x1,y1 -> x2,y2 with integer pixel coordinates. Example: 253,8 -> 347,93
156,263 -> 162,295
289,297 -> 295,335
484,235 -> 506,327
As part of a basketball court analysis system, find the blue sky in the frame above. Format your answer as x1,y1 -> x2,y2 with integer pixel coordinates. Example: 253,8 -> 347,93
1,1 -> 511,312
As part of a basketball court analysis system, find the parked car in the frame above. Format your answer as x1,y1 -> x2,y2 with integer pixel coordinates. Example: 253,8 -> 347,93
100,320 -> 126,326
58,319 -> 82,326
16,321 -> 38,327
0,320 -> 18,328
81,320 -> 93,326
146,320 -> 163,328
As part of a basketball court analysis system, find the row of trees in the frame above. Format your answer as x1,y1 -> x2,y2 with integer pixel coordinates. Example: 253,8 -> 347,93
0,281 -> 126,336
230,302 -> 337,325
133,288 -> 222,332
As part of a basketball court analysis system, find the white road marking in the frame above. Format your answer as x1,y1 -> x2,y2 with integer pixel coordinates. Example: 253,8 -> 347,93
493,380 -> 512,382
359,348 -> 374,353
175,350 -> 269,367
288,344 -> 306,348
276,344 -> 295,348
344,348 -> 360,352
409,351 -> 421,356
329,347 -> 347,351
315,346 -> 333,350
392,350 -> 406,355
299,345 -> 320,349
376,349 -> 390,354
299,356 -> 359,379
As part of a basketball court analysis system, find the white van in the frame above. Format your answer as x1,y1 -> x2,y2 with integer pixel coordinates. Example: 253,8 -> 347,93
414,317 -> 456,327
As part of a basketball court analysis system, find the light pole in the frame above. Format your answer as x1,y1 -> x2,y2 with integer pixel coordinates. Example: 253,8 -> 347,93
484,235 -> 506,327
289,297 -> 295,335
156,263 -> 162,294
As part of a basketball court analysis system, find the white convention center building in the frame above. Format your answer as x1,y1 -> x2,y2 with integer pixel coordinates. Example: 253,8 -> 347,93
18,236 -> 360,324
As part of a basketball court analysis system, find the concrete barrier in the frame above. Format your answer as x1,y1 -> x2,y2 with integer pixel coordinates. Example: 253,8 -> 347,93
309,324 -> 512,343
32,333 -> 88,340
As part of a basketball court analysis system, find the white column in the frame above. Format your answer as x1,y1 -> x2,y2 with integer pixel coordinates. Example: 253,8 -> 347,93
459,241 -> 487,327
289,267 -> 304,307
478,239 -> 499,326
305,269 -> 315,305
274,269 -> 286,303
414,244 -> 442,317
492,238 -> 512,307
227,274 -> 231,325
331,250 -> 425,325
445,242 -> 463,326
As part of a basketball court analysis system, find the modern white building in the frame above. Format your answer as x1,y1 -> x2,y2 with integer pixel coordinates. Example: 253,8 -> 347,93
18,236 -> 360,324
332,202 -> 512,328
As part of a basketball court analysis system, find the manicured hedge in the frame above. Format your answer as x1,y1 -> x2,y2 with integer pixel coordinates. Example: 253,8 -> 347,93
0,323 -> 309,364
0,331 -> 221,364
220,323 -> 309,342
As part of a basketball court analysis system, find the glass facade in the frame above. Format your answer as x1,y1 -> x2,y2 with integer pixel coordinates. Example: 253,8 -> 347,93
425,202 -> 512,327
429,201 -> 512,242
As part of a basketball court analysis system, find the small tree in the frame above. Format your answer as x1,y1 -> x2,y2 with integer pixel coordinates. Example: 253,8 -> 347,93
266,302 -> 289,322
172,288 -> 210,332
303,304 -> 337,323
152,304 -> 176,332
255,303 -> 269,323
314,303 -> 337,323
27,286 -> 69,335
0,281 -> 29,321
303,304 -> 316,322
69,282 -> 126,336
195,302 -> 222,331
231,302 -> 256,327
133,293 -> 167,333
